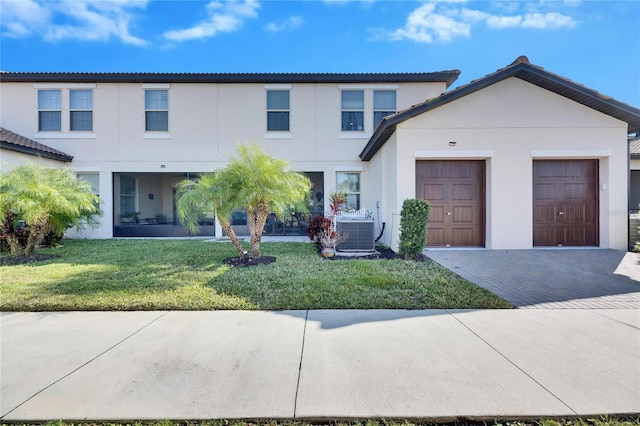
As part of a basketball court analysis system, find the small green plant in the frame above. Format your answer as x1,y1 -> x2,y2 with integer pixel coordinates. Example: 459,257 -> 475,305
398,198 -> 431,260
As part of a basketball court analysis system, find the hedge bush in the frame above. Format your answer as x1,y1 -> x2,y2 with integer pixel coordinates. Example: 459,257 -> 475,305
398,198 -> 431,260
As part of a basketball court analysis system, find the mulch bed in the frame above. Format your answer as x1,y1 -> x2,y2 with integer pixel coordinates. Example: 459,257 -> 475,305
324,245 -> 427,262
223,255 -> 277,267
0,254 -> 60,266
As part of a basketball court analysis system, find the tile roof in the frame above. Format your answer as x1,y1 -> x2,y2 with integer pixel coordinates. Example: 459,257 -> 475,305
630,136 -> 640,158
0,71 -> 461,87
0,128 -> 73,162
360,56 -> 640,161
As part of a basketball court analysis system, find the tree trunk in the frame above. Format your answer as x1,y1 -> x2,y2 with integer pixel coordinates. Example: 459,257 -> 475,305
5,234 -> 25,256
218,217 -> 245,258
249,203 -> 271,258
1,213 -> 25,256
25,217 -> 50,255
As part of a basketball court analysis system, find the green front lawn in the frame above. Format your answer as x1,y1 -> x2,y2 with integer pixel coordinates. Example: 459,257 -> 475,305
0,239 -> 512,311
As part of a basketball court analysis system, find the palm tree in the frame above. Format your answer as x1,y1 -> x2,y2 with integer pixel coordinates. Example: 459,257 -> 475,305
0,163 -> 102,256
223,143 -> 312,258
175,143 -> 312,259
175,172 -> 246,257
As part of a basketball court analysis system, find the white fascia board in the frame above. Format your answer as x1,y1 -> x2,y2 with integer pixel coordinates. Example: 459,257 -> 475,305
265,84 -> 292,90
531,149 -> 612,158
142,83 -> 171,89
414,150 -> 494,159
338,84 -> 400,90
34,83 -> 97,89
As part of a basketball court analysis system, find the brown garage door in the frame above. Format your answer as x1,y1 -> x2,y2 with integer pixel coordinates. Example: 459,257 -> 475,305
416,160 -> 485,247
533,160 -> 598,246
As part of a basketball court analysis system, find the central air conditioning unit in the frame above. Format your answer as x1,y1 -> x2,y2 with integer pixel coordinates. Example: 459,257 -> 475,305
336,217 -> 375,252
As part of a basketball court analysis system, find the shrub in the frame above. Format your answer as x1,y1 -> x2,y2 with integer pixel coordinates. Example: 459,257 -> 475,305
398,198 -> 431,260
0,163 -> 101,256
308,214 -> 332,248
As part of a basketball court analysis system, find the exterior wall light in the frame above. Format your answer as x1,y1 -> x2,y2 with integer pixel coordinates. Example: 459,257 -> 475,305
449,141 -> 457,146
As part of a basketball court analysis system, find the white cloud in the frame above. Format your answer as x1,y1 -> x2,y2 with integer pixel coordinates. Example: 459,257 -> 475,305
384,1 -> 576,43
390,3 -> 470,43
1,0 -> 50,37
1,0 -> 148,45
521,12 -> 576,29
164,0 -> 259,42
265,16 -> 304,32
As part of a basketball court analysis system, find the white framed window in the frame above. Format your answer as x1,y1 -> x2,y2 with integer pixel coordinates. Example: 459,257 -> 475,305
120,175 -> 136,216
373,90 -> 396,128
70,90 -> 93,131
341,90 -> 364,131
38,90 -> 61,131
267,90 -> 290,131
337,172 -> 360,211
76,173 -> 100,195
145,89 -> 168,132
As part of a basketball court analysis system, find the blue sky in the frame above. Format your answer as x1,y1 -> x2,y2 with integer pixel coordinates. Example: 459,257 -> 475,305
1,0 -> 638,106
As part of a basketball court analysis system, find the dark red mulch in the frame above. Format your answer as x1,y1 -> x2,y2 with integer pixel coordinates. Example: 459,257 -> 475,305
0,254 -> 60,266
223,255 -> 277,267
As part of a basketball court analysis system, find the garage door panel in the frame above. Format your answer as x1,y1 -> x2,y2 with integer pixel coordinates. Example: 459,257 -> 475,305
564,228 -> 587,246
534,205 -> 557,223
452,184 -> 473,200
563,205 -> 585,223
564,183 -> 586,200
533,160 -> 598,247
534,183 -> 555,200
453,228 -> 474,245
417,160 -> 485,247
427,228 -> 445,246
430,206 -> 445,223
452,206 -> 475,223
534,228 -> 558,246
423,184 -> 446,201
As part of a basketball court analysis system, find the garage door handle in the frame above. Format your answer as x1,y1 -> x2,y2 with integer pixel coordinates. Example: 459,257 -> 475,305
558,211 -> 565,215
447,212 -> 452,216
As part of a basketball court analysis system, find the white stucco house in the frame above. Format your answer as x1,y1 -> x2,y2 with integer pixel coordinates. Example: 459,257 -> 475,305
1,56 -> 639,250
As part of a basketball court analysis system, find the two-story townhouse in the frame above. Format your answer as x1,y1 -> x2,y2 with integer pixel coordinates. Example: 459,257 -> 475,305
2,56 -> 640,250
0,69 -> 459,240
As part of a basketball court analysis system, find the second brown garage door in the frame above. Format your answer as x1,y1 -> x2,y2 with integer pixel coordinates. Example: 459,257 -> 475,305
533,159 -> 598,246
416,160 -> 485,247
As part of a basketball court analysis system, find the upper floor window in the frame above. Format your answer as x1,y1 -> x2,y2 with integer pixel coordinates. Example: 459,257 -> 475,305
337,172 -> 360,211
70,90 -> 93,131
145,89 -> 168,132
38,90 -> 61,131
267,90 -> 290,131
373,90 -> 396,128
341,90 -> 364,131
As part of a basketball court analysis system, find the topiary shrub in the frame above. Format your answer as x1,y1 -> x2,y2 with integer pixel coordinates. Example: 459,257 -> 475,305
398,198 -> 431,260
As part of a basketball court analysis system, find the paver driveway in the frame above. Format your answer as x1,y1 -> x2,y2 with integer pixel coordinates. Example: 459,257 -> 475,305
424,249 -> 640,308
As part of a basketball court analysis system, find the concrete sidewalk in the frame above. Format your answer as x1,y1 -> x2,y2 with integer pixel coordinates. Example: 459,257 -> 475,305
2,309 -> 639,421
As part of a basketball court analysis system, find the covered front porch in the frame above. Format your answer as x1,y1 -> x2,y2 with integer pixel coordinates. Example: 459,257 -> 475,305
112,171 -> 324,238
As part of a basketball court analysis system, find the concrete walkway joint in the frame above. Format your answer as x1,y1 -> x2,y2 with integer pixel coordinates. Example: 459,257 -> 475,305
2,309 -> 639,421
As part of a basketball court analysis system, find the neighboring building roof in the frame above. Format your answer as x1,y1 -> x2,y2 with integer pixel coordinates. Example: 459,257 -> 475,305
360,56 -> 640,161
0,71 -> 461,87
0,128 -> 73,162
631,136 -> 640,159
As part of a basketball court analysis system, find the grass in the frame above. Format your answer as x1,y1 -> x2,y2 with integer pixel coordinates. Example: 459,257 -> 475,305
0,239 -> 512,311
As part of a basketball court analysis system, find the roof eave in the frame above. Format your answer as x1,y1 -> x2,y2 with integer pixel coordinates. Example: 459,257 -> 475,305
0,71 -> 461,86
360,60 -> 640,161
0,141 -> 73,162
